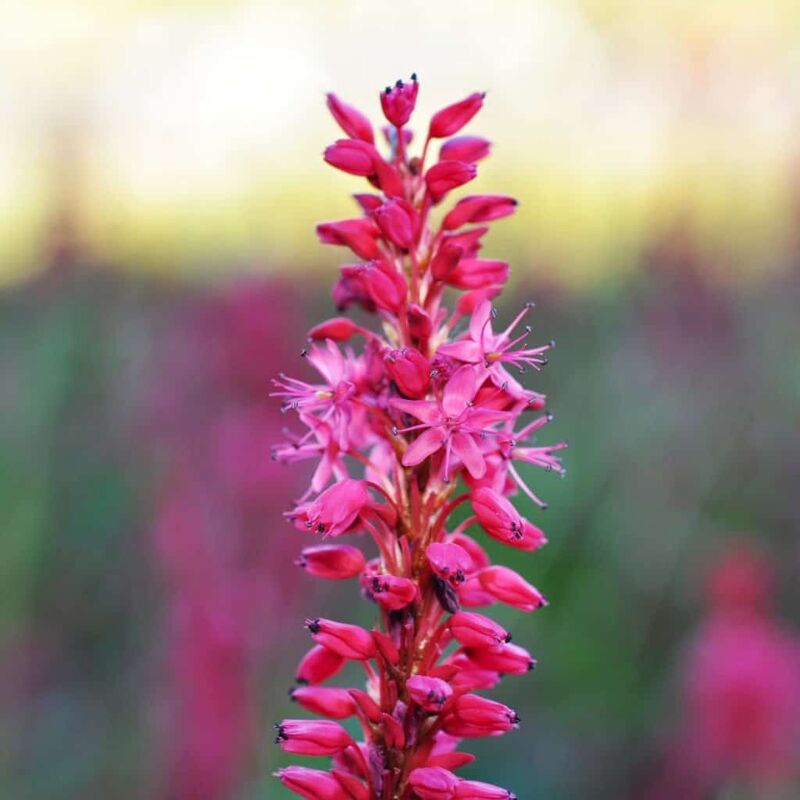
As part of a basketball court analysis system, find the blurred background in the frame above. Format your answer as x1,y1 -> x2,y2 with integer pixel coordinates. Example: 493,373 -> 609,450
2,1 -> 799,798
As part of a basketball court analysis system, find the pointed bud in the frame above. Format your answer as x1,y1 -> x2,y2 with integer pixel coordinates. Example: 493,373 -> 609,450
440,135 -> 492,163
380,77 -> 419,127
326,93 -> 375,144
472,487 -> 547,551
478,566 -> 547,611
372,200 -> 418,249
407,674 -> 454,712
426,541 -> 472,586
331,769 -> 370,800
443,258 -> 509,290
344,261 -> 407,314
430,241 -> 463,282
442,652 -> 501,690
374,157 -> 405,198
457,574 -> 497,608
308,317 -> 361,343
463,642 -> 536,675
296,544 -> 366,579
409,766 -> 459,800
449,611 -> 510,649
384,347 -> 431,398
429,92 -> 485,138
455,780 -> 517,799
347,688 -> 382,723
427,752 -> 476,770
317,218 -> 380,260
275,766 -> 349,800
407,304 -> 433,341
306,618 -> 377,660
372,629 -> 400,665
425,160 -> 477,202
444,226 -> 489,256
290,686 -> 357,719
296,644 -> 346,685
443,694 -> 519,737
324,139 -> 378,176
364,573 -> 418,611
442,195 -> 518,230
274,719 -> 353,755
353,192 -> 383,212
381,711 -> 405,748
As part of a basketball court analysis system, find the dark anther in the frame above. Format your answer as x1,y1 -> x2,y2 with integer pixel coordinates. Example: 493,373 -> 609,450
504,633 -> 513,643
411,72 -> 417,81
433,576 -> 461,614
395,79 -> 403,88
316,523 -> 326,533
300,348 -> 308,357
306,618 -> 321,634
385,86 -> 392,94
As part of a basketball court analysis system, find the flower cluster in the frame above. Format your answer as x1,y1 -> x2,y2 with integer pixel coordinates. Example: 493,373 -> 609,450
273,76 -> 566,800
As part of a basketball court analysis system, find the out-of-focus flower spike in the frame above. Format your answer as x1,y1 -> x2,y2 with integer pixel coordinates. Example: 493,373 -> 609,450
429,92 -> 485,138
326,93 -> 375,144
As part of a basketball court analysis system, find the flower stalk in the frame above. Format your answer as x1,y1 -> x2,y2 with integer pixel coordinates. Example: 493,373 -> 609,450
273,75 -> 566,800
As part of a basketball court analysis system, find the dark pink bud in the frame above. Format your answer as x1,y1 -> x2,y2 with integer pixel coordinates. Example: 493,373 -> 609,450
365,573 -> 418,611
457,574 -> 497,608
353,192 -> 383,212
296,644 -> 346,685
374,157 -> 405,198
372,200 -> 417,249
358,261 -> 407,314
326,93 -> 375,144
409,766 -> 459,800
464,642 -> 536,675
443,693 -> 519,737
426,541 -> 472,586
455,286 -> 502,316
406,304 -> 433,341
324,139 -> 378,176
449,611 -> 510,649
429,92 -> 485,138
275,766 -> 349,800
443,652 -> 501,690
306,617 -> 377,660
447,533 -> 490,571
347,688 -> 382,723
380,75 -> 419,127
445,258 -> 509,290
455,780 -> 517,800
472,487 -> 547,551
478,566 -> 547,611
290,686 -> 357,719
427,752 -> 476,770
382,711 -> 405,748
430,241 -> 463,281
442,195 -> 518,230
372,630 -> 400,665
331,769 -> 370,800
293,479 -> 369,536
317,218 -> 380,260
308,317 -> 361,343
296,544 -> 366,579
444,226 -> 489,256
274,719 -> 353,756
384,347 -> 431,398
407,674 -> 453,712
425,161 -> 477,202
440,135 -> 492,163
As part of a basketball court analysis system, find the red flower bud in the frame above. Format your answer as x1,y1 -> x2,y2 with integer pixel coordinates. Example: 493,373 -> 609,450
372,200 -> 418,249
372,629 -> 400,665
290,686 -> 357,719
326,93 -> 374,144
449,611 -> 510,649
308,317 -> 361,343
446,533 -> 490,571
296,644 -> 346,685
429,92 -> 485,138
384,347 -> 431,399
407,304 -> 433,341
426,541 -> 472,586
364,572 -> 418,611
445,226 -> 489,256
353,193 -> 383,212
430,241 -> 463,281
444,258 -> 509,290
331,769 -> 370,800
457,573 -> 498,609
478,566 -> 547,611
306,618 -> 377,660
382,711 -> 405,748
472,487 -> 547,551
463,642 -> 536,675
455,286 -> 502,316
409,766 -> 459,800
296,543 -> 366,579
324,139 -> 378,176
442,195 -> 518,230
427,751 -> 476,770
373,157 -> 405,198
440,136 -> 492,163
442,652 -> 501,690
407,674 -> 453,712
291,479 -> 369,537
443,693 -> 519,737
317,218 -> 380,260
455,780 -> 517,799
274,719 -> 353,756
380,75 -> 419,127
275,766 -> 349,800
425,160 -> 477,202
347,688 -> 382,723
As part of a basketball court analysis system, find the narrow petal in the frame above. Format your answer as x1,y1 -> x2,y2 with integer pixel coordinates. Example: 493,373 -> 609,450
469,299 -> 493,344
451,432 -> 486,478
403,427 -> 447,466
437,340 -> 483,363
443,365 -> 479,417
391,398 -> 442,424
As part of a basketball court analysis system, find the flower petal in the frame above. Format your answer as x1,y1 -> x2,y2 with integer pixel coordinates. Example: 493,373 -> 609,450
451,432 -> 486,478
391,398 -> 442,424
402,427 -> 447,466
442,365 -> 479,417
469,299 -> 494,344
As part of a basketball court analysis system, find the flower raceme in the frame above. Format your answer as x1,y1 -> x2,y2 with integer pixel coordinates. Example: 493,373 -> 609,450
272,76 -> 566,800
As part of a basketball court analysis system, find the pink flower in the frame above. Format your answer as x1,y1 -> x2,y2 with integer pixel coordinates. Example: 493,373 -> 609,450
380,74 -> 419,127
289,479 -> 369,536
407,675 -> 454,712
296,644 -> 346,685
306,617 -> 376,660
290,686 -> 357,719
443,693 -> 520,737
274,719 -> 353,756
295,544 -> 366,580
409,766 -> 459,799
471,486 -> 547,551
462,642 -> 536,675
448,611 -> 511,649
455,780 -> 516,799
478,565 -> 547,611
393,365 -> 512,481
384,346 -> 431,398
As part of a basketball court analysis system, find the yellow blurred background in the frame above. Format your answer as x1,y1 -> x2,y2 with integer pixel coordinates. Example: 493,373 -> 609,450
4,0 -> 800,287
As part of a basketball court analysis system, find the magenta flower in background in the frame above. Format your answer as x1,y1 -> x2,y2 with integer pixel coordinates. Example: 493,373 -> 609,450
271,76 -> 567,798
